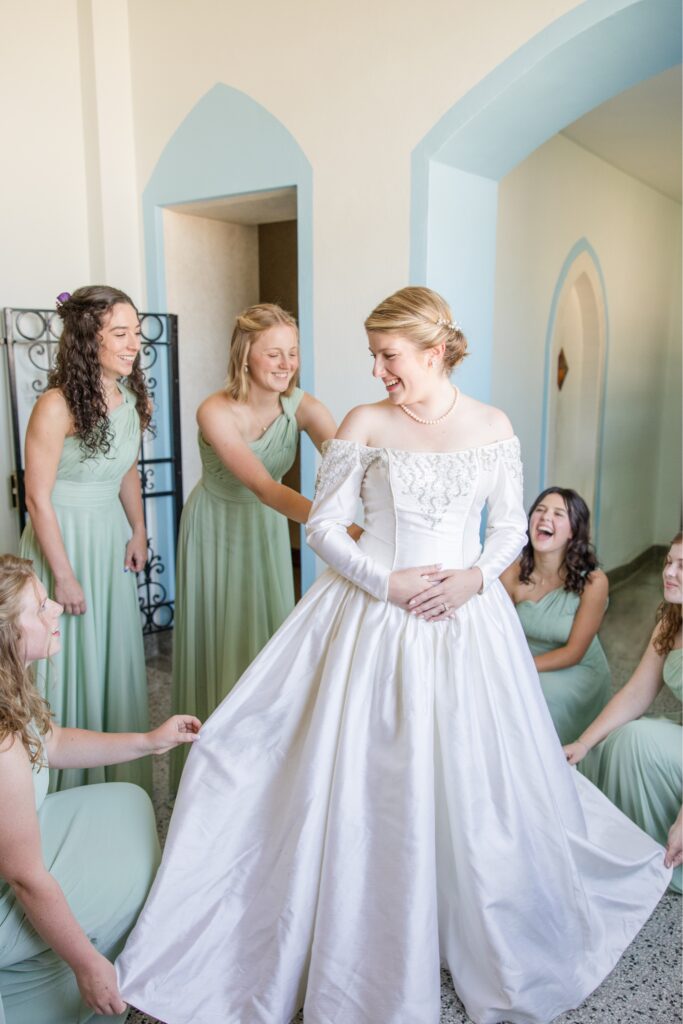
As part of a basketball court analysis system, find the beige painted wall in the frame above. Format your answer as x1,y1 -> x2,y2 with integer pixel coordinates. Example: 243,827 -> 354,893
162,211 -> 259,496
492,133 -> 682,569
0,0 -> 641,557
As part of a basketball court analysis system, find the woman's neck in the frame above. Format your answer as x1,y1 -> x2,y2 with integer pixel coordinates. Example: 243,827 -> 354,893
531,549 -> 566,585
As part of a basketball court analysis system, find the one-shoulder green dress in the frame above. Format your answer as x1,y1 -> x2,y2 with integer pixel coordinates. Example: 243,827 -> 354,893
0,751 -> 159,1024
581,647 -> 682,892
19,385 -> 151,793
170,388 -> 303,791
516,587 -> 611,745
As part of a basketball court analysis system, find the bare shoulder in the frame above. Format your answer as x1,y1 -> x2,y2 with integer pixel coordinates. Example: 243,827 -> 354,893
500,559 -> 522,599
197,391 -> 240,431
583,567 -> 608,599
336,402 -> 388,444
457,394 -> 514,445
30,388 -> 71,428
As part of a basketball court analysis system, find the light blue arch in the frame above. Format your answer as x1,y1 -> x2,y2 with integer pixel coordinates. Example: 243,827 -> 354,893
539,238 -> 609,540
411,0 -> 681,402
143,83 -> 316,589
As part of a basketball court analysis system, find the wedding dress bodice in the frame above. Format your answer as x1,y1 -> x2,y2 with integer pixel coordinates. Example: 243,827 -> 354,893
307,436 -> 527,599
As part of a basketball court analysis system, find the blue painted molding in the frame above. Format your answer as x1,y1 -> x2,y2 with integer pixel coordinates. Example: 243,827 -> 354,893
539,239 -> 610,544
410,0 -> 681,406
142,83 -> 317,589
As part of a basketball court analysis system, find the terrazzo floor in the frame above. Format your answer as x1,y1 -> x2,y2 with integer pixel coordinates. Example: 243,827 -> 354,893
129,560 -> 682,1024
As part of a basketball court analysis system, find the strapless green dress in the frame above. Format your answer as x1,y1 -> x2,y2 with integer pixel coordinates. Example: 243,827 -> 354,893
19,385 -> 151,793
581,647 -> 682,892
170,388 -> 303,791
0,744 -> 159,1023
516,586 -> 611,745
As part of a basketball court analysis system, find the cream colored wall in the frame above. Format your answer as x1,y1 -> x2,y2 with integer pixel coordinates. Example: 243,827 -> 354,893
0,0 -> 592,555
162,211 -> 259,496
492,133 -> 682,569
124,0 -> 578,419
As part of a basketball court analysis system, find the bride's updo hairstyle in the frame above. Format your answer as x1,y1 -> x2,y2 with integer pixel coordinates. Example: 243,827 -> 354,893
225,303 -> 299,402
364,286 -> 467,373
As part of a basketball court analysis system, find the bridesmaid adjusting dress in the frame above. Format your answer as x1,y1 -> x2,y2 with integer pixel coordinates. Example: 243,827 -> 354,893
19,287 -> 152,793
566,533 -> 683,892
502,487 -> 611,745
170,303 -> 342,791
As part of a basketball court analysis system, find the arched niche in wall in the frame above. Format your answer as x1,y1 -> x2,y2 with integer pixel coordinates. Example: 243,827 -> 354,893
542,242 -> 608,528
142,83 -> 316,589
410,0 -> 681,409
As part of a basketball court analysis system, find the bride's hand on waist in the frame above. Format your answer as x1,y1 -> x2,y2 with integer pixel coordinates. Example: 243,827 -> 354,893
388,565 -> 442,610
407,567 -> 483,621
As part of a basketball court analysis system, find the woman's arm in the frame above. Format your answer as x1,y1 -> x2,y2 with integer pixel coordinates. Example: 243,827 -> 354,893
199,397 -> 312,524
0,739 -> 126,1014
118,458 -> 148,572
533,570 -> 608,672
499,561 -> 521,601
296,392 -> 337,451
23,392 -> 86,615
44,715 -> 201,769
665,806 -> 683,870
564,624 -> 666,763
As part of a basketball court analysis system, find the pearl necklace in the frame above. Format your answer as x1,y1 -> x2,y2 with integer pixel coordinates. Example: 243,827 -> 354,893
399,386 -> 459,425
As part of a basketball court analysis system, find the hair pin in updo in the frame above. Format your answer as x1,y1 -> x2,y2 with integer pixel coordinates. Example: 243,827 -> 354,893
56,292 -> 71,306
435,316 -> 461,332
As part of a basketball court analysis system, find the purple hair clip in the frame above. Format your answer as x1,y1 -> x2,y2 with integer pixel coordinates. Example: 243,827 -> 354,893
56,292 -> 71,305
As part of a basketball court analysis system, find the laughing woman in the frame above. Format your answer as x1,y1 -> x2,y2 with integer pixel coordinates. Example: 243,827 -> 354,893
565,534 -> 683,893
20,287 -> 152,793
501,487 -> 611,745
0,553 -> 200,1024
170,303 -> 344,791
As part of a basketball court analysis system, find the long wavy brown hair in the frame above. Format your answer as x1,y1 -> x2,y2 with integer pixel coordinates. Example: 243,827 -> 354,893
519,487 -> 599,596
654,532 -> 683,656
0,555 -> 52,764
48,285 -> 151,457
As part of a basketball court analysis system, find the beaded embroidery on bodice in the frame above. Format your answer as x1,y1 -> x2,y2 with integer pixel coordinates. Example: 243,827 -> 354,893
318,437 -> 522,530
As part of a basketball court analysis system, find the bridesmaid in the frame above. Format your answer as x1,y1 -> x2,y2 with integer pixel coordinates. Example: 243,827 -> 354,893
170,303 -> 346,790
501,487 -> 611,744
20,286 -> 152,793
565,533 -> 683,892
0,553 -> 200,1024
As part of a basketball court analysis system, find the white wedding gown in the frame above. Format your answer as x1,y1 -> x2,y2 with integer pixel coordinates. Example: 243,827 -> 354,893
117,437 -> 671,1024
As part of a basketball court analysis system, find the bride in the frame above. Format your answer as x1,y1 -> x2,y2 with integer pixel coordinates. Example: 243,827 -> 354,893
117,287 -> 670,1024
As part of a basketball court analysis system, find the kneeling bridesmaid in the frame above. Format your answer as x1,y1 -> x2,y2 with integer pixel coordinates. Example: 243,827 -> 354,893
565,533 -> 683,893
502,487 -> 611,744
0,554 -> 201,1023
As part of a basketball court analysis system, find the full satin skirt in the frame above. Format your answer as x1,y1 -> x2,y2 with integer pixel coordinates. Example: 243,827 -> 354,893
117,574 -> 670,1024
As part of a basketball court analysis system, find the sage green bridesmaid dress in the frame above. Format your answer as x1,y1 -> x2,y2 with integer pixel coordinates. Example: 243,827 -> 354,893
580,647 -> 682,892
19,385 -> 151,794
170,388 -> 303,791
0,756 -> 160,1024
516,587 -> 611,745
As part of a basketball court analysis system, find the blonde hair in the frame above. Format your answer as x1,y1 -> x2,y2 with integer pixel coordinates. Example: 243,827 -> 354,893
225,303 -> 299,402
364,286 -> 467,373
0,555 -> 52,764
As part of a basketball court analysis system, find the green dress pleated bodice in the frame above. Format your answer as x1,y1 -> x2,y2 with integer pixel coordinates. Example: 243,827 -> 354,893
19,384 -> 151,794
170,388 -> 304,792
580,647 -> 682,892
0,738 -> 159,1023
516,586 -> 612,745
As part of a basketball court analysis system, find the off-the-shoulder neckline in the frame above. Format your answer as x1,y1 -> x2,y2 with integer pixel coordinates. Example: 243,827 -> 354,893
322,435 -> 519,457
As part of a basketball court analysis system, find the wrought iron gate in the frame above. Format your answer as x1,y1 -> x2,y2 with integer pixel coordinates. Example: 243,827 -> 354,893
2,307 -> 182,633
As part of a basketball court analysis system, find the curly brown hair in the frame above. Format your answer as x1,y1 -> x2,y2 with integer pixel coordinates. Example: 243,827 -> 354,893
0,555 -> 52,764
48,285 -> 151,457
654,532 -> 683,657
519,487 -> 599,596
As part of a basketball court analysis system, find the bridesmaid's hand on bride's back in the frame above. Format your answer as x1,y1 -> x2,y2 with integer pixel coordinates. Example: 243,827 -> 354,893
388,565 -> 441,610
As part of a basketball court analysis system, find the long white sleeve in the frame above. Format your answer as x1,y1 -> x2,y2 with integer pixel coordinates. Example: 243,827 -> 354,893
306,440 -> 391,601
473,438 -> 527,591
